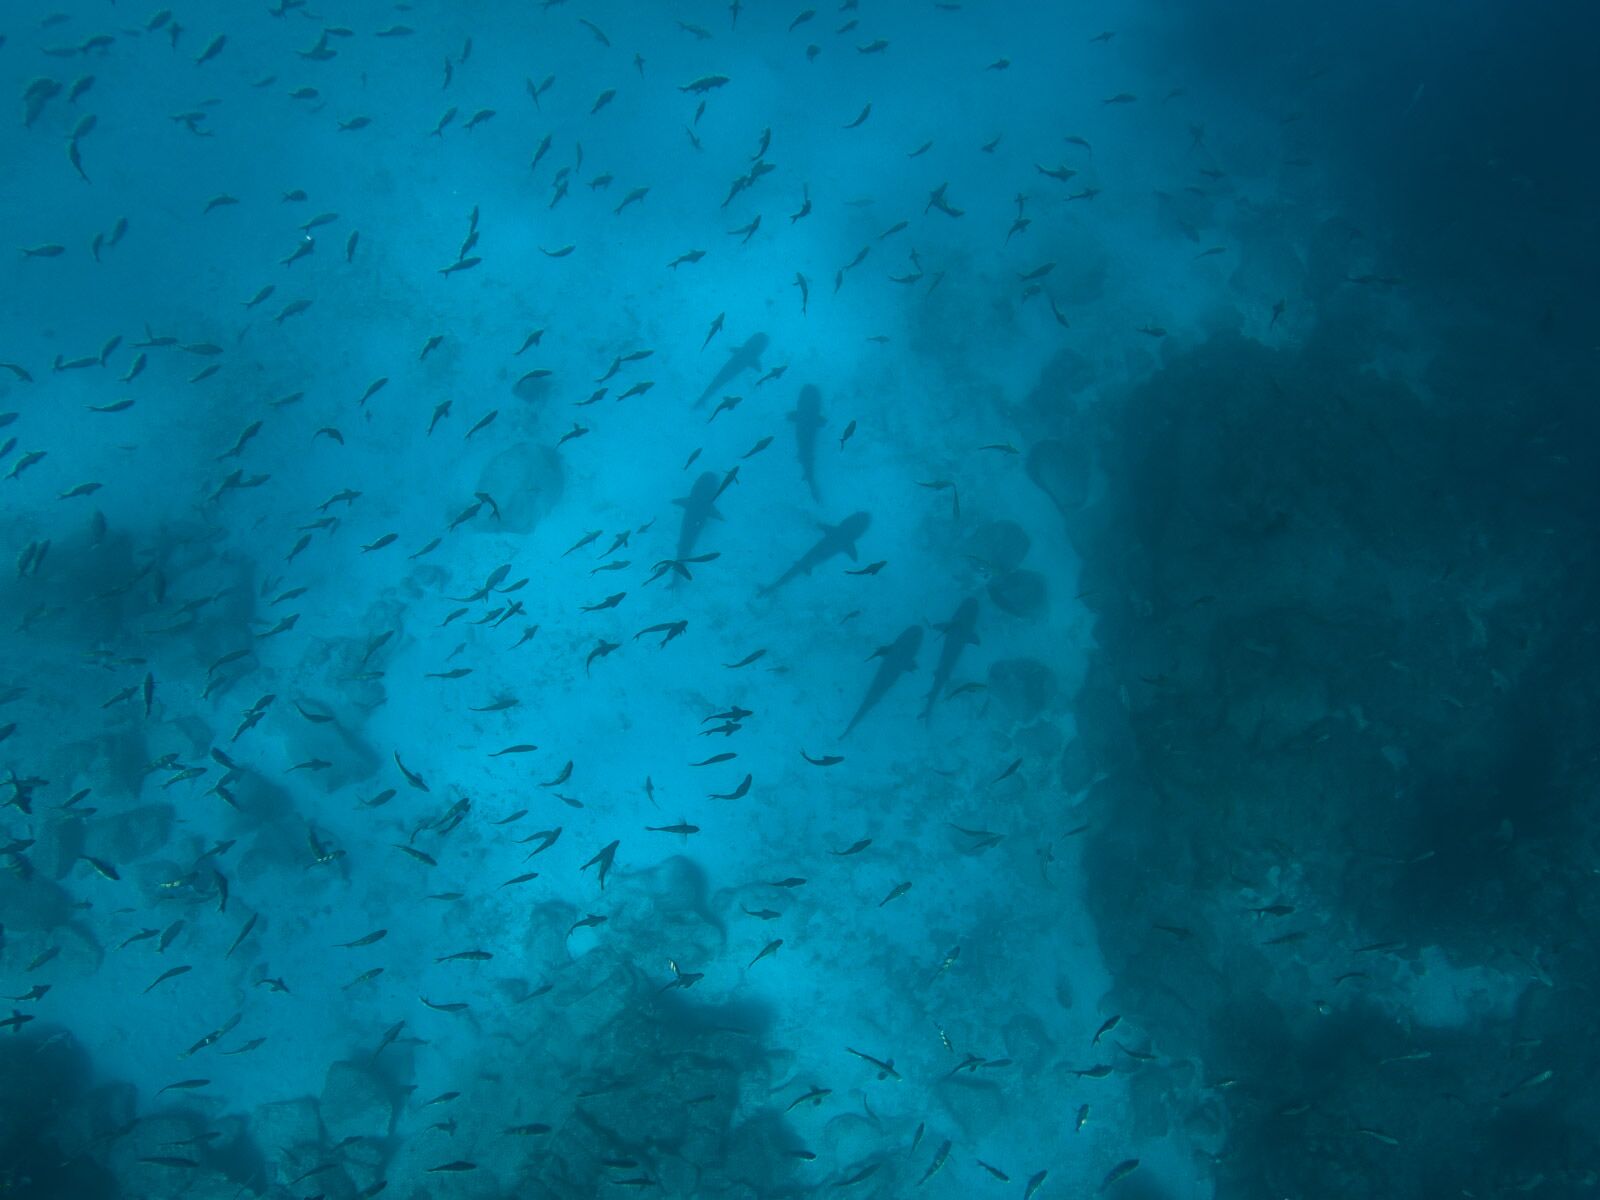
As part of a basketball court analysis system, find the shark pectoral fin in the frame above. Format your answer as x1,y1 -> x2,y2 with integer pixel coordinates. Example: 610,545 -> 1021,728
709,506 -> 725,521
671,496 -> 688,508
845,542 -> 859,561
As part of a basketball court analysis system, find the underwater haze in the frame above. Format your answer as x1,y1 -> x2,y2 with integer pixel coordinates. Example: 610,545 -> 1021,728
3,0 -> 1599,1197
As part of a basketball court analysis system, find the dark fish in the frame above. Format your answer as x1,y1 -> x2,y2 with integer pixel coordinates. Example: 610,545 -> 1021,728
787,384 -> 826,501
843,625 -> 922,737
225,913 -> 257,958
1101,1160 -> 1139,1191
921,598 -> 979,721
670,472 -> 723,577
435,950 -> 492,963
582,840 -> 619,889
695,333 -> 768,408
144,965 -> 192,993
709,774 -> 752,800
760,512 -> 871,596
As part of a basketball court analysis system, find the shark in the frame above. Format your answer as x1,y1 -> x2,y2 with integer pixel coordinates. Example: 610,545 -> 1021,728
787,383 -> 826,502
758,511 -> 870,596
920,597 -> 980,721
695,332 -> 768,408
843,625 -> 923,738
669,472 -> 723,582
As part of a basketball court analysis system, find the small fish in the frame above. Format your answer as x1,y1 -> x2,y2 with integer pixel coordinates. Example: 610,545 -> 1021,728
709,774 -> 752,800
748,939 -> 782,967
582,840 -> 619,889
158,1078 -> 211,1094
1100,1160 -> 1139,1191
878,881 -> 911,907
144,965 -> 192,994
846,1047 -> 900,1079
225,914 -> 258,958
919,1141 -> 951,1184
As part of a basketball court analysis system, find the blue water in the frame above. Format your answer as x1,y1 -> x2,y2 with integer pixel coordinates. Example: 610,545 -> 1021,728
3,2 -> 1598,1197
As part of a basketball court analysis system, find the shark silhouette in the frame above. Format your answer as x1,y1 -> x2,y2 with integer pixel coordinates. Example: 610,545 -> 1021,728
759,512 -> 870,596
921,597 -> 980,721
787,384 -> 826,502
672,472 -> 722,560
668,471 -> 723,586
843,625 -> 923,738
695,332 -> 768,408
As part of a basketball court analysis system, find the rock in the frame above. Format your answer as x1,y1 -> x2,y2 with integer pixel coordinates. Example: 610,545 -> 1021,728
1048,221 -> 1111,308
34,813 -> 88,881
90,804 -> 174,863
963,519 -> 1031,573
1001,1012 -> 1054,1066
475,442 -> 564,535
320,1060 -> 394,1144
0,864 -> 74,931
987,658 -> 1057,721
252,1097 -> 321,1164
1058,739 -> 1096,793
1026,439 -> 1090,514
987,569 -> 1048,618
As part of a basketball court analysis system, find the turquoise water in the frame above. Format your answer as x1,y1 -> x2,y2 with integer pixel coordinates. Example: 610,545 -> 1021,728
2,2 -> 1598,1197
